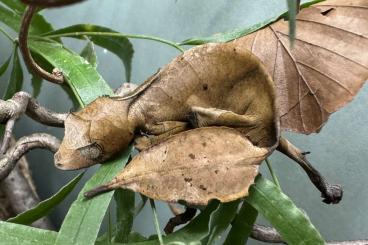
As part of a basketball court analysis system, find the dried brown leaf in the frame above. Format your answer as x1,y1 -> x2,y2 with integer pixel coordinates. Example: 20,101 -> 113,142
234,0 -> 368,134
86,127 -> 269,206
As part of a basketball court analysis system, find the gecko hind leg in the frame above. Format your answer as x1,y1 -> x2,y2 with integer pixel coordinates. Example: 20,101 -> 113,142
189,106 -> 257,128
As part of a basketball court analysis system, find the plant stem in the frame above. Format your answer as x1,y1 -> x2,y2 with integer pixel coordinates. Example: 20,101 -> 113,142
149,199 -> 164,245
41,31 -> 185,53
265,158 -> 281,190
0,28 -> 15,42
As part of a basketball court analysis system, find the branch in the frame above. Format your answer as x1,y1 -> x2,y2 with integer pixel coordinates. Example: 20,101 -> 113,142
19,6 -> 64,84
251,224 -> 368,245
0,133 -> 60,180
1,154 -> 53,229
251,224 -> 285,243
21,0 -> 86,7
0,91 -> 66,154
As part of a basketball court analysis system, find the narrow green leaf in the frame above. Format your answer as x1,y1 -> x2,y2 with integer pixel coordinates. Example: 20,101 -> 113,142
95,201 -> 240,245
134,195 -> 148,217
31,75 -> 43,98
149,199 -> 164,245
29,39 -> 112,105
0,0 -> 26,13
0,4 -> 20,32
0,4 -> 54,35
7,173 -> 84,225
286,0 -> 297,46
42,24 -> 134,82
55,150 -> 131,245
28,37 -> 131,245
0,54 -> 11,77
114,189 -> 135,243
180,14 -> 280,46
0,221 -> 57,245
203,200 -> 240,245
223,201 -> 258,245
247,175 -> 325,245
127,232 -> 147,242
80,40 -> 98,69
4,48 -> 23,100
179,0 -> 324,46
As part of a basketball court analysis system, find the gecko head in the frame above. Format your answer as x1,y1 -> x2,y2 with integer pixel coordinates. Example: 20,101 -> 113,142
54,97 -> 135,170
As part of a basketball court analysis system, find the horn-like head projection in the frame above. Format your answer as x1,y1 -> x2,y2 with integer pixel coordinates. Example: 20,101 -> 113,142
54,97 -> 136,170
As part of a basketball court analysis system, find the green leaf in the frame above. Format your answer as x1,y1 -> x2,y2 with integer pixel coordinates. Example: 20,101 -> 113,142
223,201 -> 258,245
31,75 -> 43,98
134,195 -> 148,217
0,53 -> 11,77
179,0 -> 324,46
286,0 -> 298,46
80,40 -> 98,69
29,39 -> 113,105
203,200 -> 240,245
43,24 -> 134,82
96,201 -> 240,245
0,0 -> 26,13
0,221 -> 57,245
246,175 -> 325,245
127,232 -> 147,242
7,173 -> 84,225
114,189 -> 135,243
3,48 -> 23,100
28,37 -> 132,245
0,3 -> 54,35
55,150 -> 131,245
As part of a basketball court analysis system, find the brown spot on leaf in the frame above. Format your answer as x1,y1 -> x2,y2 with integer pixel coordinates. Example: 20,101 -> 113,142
184,177 -> 192,182
202,84 -> 208,90
188,153 -> 195,159
199,185 -> 207,191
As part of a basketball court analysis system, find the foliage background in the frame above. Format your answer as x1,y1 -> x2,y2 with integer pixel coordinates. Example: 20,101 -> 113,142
0,0 -> 367,243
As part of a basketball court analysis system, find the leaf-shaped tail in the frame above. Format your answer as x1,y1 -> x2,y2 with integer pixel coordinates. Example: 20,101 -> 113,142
84,127 -> 270,205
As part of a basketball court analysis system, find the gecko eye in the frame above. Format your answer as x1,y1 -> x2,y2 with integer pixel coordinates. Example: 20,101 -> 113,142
77,142 -> 104,160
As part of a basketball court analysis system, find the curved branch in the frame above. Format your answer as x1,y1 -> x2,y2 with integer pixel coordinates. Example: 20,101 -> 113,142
19,6 -> 64,84
21,0 -> 86,8
1,140 -> 53,229
251,224 -> 368,245
0,133 -> 60,180
0,91 -> 66,154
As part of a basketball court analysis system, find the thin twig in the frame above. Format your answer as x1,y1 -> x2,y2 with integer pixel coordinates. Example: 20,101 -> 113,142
21,0 -> 86,7
42,32 -> 185,53
19,6 -> 64,84
251,224 -> 368,245
0,133 -> 60,180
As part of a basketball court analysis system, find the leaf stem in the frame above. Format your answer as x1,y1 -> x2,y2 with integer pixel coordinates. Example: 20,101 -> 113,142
265,158 -> 281,190
149,199 -> 164,245
41,31 -> 184,53
0,27 -> 15,42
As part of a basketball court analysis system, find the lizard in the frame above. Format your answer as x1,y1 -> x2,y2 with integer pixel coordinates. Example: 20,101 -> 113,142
54,41 -> 342,205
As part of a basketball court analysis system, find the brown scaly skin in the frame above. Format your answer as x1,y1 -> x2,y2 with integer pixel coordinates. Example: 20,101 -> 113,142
55,41 -> 342,205
54,42 -> 279,170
